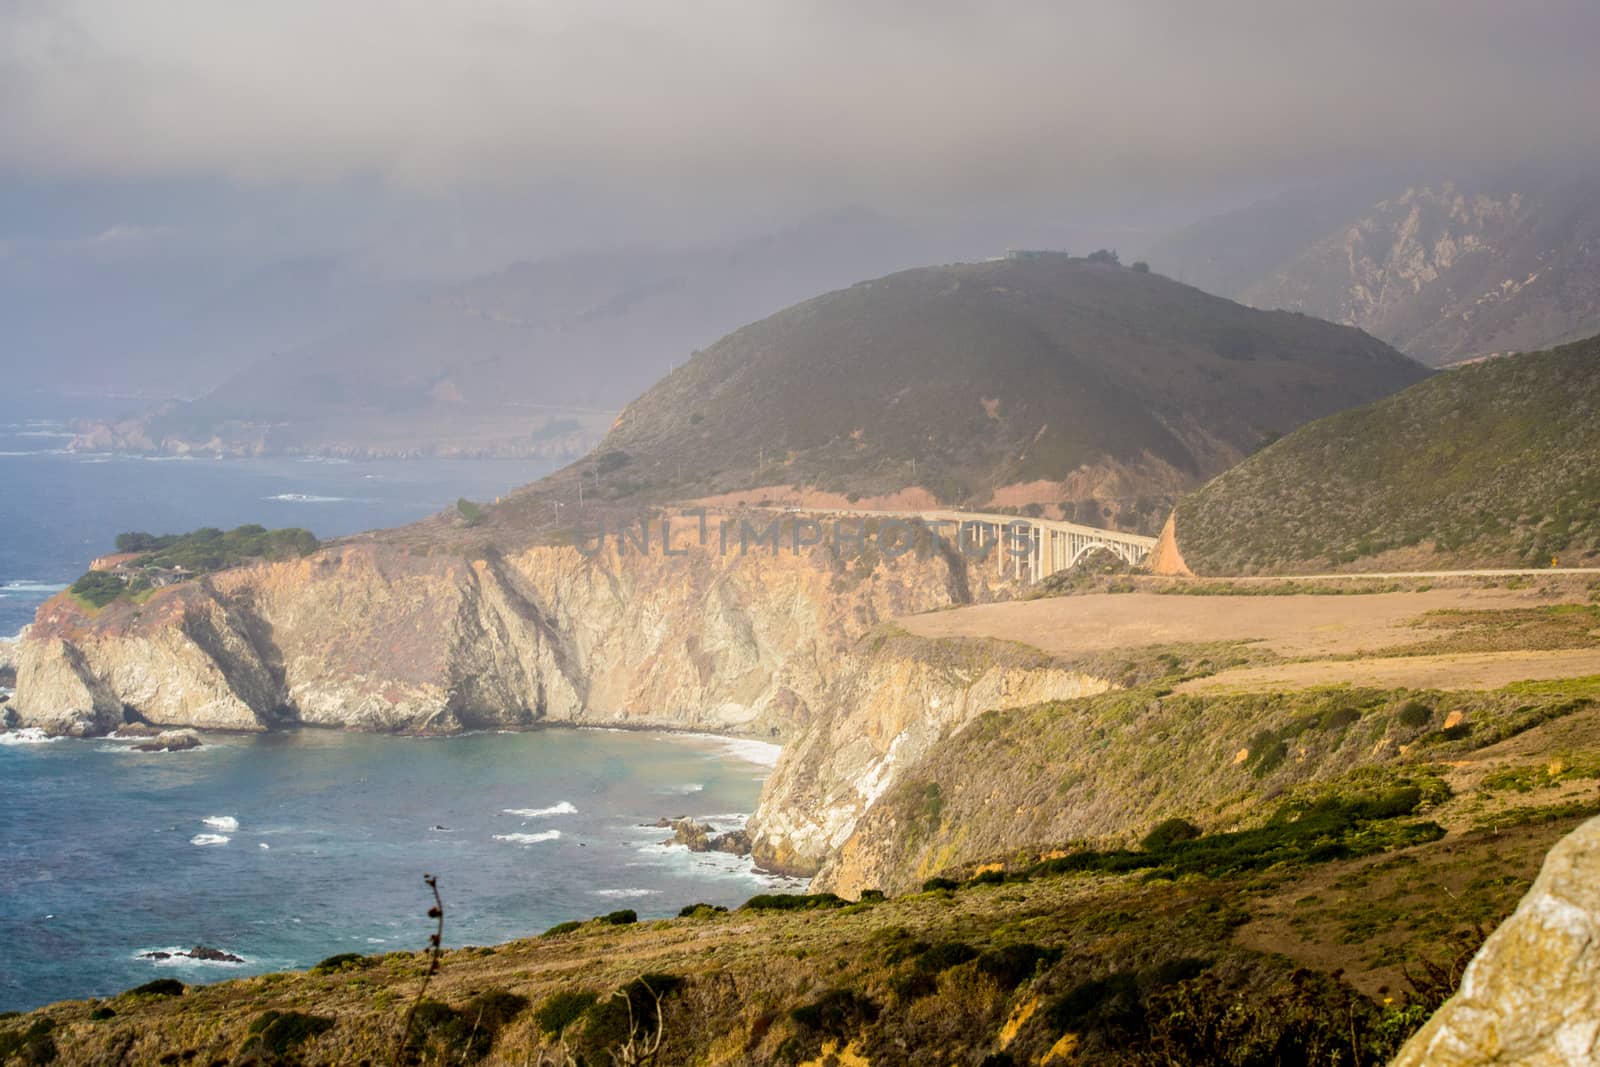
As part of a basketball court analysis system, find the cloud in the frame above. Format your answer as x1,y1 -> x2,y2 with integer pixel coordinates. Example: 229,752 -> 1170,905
2,0 -> 1597,209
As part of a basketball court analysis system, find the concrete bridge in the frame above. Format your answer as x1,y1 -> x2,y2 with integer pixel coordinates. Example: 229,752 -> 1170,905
823,508 -> 1158,584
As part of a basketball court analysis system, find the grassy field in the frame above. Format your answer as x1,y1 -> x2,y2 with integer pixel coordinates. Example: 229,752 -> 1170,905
7,800 -> 1586,1066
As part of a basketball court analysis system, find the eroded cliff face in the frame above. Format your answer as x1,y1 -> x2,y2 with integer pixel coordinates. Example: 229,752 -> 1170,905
748,643 -> 1111,878
18,528 -> 967,734
12,523 -> 1120,885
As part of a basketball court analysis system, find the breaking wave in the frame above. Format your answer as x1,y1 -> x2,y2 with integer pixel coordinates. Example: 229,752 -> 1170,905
493,830 -> 562,845
502,801 -> 578,817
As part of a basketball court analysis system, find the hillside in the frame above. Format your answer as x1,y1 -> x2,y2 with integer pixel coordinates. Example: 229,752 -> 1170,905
73,210 -> 951,459
1172,335 -> 1600,574
1147,173 -> 1600,366
546,254 -> 1425,533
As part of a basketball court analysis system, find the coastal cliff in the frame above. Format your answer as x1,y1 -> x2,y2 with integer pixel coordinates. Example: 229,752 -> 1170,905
13,519 -> 1112,881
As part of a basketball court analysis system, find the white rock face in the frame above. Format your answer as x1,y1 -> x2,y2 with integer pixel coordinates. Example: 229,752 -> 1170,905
1392,814 -> 1600,1066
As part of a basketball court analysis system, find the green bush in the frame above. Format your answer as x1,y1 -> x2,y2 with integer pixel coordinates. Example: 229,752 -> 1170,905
534,991 -> 598,1037
915,942 -> 979,974
542,920 -> 584,937
1397,701 -> 1433,728
677,903 -> 728,918
575,975 -> 684,1055
69,570 -> 125,608
789,988 -> 880,1038
920,877 -> 959,893
402,992 -> 526,1063
310,952 -> 372,975
742,892 -> 847,912
965,869 -> 1009,887
1141,817 -> 1202,851
456,498 -> 486,526
244,1010 -> 335,1057
974,944 -> 1062,990
124,978 -> 184,998
599,909 -> 637,925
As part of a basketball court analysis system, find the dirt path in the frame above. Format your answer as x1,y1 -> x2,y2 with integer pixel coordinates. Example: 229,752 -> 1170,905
1178,649 -> 1600,694
900,588 -> 1568,660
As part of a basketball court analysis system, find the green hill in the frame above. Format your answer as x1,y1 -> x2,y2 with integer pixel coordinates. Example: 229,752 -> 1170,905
538,254 -> 1425,533
1173,335 -> 1600,573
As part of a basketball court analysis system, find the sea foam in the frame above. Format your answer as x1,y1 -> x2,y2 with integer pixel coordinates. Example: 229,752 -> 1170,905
502,802 -> 578,817
190,833 -> 231,847
0,728 -> 60,746
203,816 -> 240,832
493,830 -> 561,845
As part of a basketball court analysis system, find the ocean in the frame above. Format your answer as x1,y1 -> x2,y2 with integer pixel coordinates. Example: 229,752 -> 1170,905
0,408 -> 798,1013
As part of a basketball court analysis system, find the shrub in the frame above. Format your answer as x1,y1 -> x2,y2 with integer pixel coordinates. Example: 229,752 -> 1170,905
789,988 -> 880,1037
742,892 -> 847,912
124,978 -> 185,998
69,570 -> 125,608
975,944 -> 1062,990
599,909 -> 637,925
915,942 -> 979,974
401,992 -> 527,1063
857,889 -> 886,903
310,952 -> 372,975
456,498 -> 486,526
542,920 -> 584,937
595,450 -> 632,475
921,877 -> 959,892
1397,701 -> 1433,728
534,991 -> 598,1037
576,974 -> 684,1054
677,903 -> 728,918
1141,817 -> 1202,851
244,1010 -> 335,1057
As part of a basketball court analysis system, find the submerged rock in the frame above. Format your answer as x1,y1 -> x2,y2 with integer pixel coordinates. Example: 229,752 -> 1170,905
184,945 -> 244,963
140,945 -> 244,964
1392,814 -> 1600,1065
662,817 -> 752,856
133,730 -> 202,753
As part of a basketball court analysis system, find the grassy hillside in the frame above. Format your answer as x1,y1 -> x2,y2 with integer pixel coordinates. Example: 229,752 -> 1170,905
530,254 -> 1423,533
12,690 -> 1593,1064
1173,336 -> 1600,573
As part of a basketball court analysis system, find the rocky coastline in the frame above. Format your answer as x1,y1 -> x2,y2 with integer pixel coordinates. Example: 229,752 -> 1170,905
5,527 -> 1111,890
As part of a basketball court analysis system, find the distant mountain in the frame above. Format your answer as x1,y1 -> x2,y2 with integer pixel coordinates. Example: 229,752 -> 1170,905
518,254 -> 1427,533
1172,334 -> 1600,573
78,209 -> 955,458
1147,175 -> 1600,366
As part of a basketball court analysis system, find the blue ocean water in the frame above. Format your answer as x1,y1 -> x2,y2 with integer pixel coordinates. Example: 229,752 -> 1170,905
0,412 -> 558,636
0,404 -> 797,1012
0,728 -> 790,1012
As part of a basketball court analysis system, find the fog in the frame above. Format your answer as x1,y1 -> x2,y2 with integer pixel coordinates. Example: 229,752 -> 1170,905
3,0 -> 1598,393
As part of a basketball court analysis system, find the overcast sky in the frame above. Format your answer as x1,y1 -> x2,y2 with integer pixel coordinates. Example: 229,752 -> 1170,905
2,0 -> 1599,395
6,1 -> 1598,250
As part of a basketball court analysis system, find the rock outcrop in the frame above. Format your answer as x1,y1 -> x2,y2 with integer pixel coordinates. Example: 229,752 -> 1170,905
13,521 -> 1109,878
1392,814 -> 1600,1066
